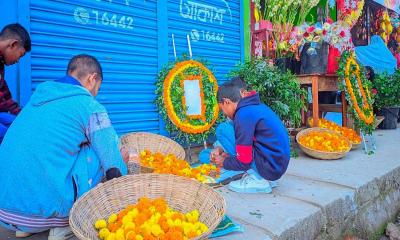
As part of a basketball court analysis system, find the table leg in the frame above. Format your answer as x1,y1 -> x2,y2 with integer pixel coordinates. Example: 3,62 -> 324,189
312,76 -> 319,127
341,91 -> 347,127
301,90 -> 306,126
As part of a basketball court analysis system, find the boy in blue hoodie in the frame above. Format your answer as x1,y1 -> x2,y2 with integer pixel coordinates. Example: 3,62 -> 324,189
0,54 -> 128,239
213,79 -> 290,193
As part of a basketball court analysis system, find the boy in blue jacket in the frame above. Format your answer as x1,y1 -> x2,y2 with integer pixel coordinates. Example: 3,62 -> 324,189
0,54 -> 128,239
213,79 -> 290,193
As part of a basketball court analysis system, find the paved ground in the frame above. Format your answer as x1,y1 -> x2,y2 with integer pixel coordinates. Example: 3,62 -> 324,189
1,127 -> 400,240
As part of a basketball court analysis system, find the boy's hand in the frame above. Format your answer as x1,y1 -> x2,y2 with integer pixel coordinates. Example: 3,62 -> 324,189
120,147 -> 129,164
214,152 -> 229,168
210,147 -> 223,162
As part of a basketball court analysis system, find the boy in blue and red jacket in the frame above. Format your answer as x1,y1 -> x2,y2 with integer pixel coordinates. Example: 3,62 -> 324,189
213,78 -> 290,193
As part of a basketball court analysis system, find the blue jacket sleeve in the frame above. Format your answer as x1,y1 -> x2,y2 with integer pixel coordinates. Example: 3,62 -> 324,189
88,112 -> 128,175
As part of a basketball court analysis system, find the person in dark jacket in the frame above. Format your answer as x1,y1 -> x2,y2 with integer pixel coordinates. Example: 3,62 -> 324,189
0,23 -> 31,143
213,79 -> 290,193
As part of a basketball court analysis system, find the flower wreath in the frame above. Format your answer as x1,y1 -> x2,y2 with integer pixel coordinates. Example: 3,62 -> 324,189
155,59 -> 220,144
338,52 -> 375,134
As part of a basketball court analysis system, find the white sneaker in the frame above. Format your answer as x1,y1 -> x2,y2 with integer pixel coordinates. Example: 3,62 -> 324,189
48,226 -> 74,240
15,231 -> 33,238
269,180 -> 278,188
228,173 -> 272,193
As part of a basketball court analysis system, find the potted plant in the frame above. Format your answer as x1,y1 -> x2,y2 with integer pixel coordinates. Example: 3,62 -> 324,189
229,59 -> 307,129
372,70 -> 400,129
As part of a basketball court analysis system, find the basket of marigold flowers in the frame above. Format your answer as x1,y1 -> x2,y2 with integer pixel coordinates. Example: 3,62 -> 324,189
296,128 -> 352,160
308,118 -> 362,150
69,174 -> 226,240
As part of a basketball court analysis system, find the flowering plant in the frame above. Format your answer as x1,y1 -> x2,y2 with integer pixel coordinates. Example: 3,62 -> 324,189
374,10 -> 394,43
290,19 -> 354,55
337,0 -> 365,27
297,0 -> 321,25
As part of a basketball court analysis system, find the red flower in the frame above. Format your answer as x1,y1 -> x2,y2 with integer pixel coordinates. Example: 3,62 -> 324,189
372,89 -> 377,95
326,18 -> 334,24
340,31 -> 346,37
307,26 -> 316,33
304,32 -> 310,38
322,30 -> 327,36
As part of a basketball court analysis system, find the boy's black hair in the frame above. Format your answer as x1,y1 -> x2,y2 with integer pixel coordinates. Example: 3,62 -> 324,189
67,54 -> 103,80
217,81 -> 242,103
0,23 -> 31,52
230,76 -> 247,90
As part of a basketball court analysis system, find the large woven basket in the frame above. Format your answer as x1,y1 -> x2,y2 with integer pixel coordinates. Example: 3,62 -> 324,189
70,174 -> 226,240
296,128 -> 352,160
120,132 -> 186,174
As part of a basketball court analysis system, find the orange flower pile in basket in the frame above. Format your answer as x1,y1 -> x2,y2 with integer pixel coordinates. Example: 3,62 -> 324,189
309,118 -> 361,145
139,150 -> 220,183
94,197 -> 209,240
298,130 -> 351,152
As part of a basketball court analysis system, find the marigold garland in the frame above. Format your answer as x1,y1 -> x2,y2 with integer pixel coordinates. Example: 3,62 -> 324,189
338,52 -> 375,134
155,58 -> 220,144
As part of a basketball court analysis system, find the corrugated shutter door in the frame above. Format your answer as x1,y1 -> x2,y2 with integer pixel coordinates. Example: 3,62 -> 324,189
167,0 -> 242,81
29,0 -> 159,135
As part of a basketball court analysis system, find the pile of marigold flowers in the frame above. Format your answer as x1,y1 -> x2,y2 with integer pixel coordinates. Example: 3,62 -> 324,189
298,130 -> 351,152
94,197 -> 208,240
138,150 -> 220,183
309,118 -> 361,145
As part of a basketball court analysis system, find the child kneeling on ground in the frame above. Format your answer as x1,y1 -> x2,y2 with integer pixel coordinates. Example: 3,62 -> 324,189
212,78 -> 290,193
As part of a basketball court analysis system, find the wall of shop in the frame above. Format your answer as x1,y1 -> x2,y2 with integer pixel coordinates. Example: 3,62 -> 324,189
0,0 -> 245,135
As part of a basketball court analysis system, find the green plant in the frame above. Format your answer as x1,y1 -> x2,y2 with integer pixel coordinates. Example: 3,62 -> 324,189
372,70 -> 400,109
229,59 -> 307,128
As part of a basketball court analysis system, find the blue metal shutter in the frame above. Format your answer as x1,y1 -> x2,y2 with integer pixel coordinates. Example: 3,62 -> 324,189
29,0 -> 159,135
167,0 -> 243,82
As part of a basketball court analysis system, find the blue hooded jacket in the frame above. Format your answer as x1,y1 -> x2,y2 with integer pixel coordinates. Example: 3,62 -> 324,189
223,92 -> 290,181
0,77 -> 127,219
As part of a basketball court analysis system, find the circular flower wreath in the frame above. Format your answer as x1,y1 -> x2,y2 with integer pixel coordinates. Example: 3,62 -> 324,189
155,59 -> 220,144
338,52 -> 375,134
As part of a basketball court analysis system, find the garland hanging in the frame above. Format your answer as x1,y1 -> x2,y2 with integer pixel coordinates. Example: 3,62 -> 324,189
155,58 -> 220,144
338,51 -> 375,134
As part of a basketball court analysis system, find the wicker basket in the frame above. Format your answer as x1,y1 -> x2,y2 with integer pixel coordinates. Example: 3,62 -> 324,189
296,128 -> 352,160
120,132 -> 186,174
70,174 -> 226,240
351,142 -> 361,150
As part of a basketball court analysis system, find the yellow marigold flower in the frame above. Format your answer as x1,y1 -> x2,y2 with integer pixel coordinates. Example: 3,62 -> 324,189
99,228 -> 110,240
108,214 -> 118,224
122,215 -> 133,225
95,219 -> 107,229
135,235 -> 143,240
115,229 -> 125,240
106,233 -> 116,240
150,224 -> 163,237
124,222 -> 135,232
128,208 -> 138,218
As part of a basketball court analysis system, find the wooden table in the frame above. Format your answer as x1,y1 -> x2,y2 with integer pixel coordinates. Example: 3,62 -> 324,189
297,74 -> 347,127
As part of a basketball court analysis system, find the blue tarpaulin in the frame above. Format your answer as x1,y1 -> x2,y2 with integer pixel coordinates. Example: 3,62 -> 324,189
355,35 -> 397,74
372,0 -> 400,13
